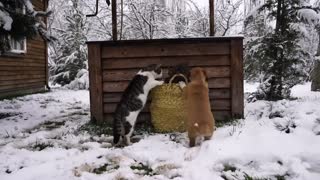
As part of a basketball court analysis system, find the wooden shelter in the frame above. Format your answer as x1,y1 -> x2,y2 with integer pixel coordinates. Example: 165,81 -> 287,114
0,0 -> 49,99
87,0 -> 244,124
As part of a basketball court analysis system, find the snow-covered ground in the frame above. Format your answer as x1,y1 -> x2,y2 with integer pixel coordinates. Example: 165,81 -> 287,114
0,82 -> 320,180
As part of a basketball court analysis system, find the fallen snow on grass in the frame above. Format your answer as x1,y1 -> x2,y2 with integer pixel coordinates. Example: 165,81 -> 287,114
0,89 -> 89,137
0,84 -> 320,180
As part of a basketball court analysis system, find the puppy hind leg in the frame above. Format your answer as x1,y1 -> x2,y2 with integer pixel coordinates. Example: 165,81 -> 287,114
203,125 -> 213,141
189,136 -> 196,147
204,135 -> 212,141
204,131 -> 213,141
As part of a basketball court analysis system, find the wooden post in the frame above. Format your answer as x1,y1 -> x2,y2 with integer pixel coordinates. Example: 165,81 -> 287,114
209,0 -> 214,36
88,43 -> 104,123
112,0 -> 117,41
230,39 -> 244,119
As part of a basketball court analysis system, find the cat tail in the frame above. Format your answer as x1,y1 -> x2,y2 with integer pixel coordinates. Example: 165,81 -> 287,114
113,108 -> 125,145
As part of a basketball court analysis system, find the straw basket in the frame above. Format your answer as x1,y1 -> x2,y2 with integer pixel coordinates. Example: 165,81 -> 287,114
150,74 -> 188,133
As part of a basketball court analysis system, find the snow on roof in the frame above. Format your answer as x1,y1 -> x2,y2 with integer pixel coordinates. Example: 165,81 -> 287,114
0,7 -> 13,31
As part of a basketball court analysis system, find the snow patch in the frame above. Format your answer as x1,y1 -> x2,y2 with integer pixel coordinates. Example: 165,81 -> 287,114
0,83 -> 320,179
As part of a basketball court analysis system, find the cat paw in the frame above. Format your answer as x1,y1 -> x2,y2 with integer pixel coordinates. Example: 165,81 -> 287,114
158,81 -> 164,85
125,139 -> 133,146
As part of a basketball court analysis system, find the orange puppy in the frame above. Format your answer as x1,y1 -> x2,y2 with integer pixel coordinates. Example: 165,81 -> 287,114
184,67 -> 215,147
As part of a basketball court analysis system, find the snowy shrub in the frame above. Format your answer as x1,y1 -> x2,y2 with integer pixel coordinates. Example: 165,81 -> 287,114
245,0 -> 311,100
274,120 -> 297,134
49,0 -> 88,89
65,69 -> 89,90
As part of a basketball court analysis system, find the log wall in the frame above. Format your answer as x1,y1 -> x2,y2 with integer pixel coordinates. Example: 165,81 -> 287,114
0,0 -> 48,99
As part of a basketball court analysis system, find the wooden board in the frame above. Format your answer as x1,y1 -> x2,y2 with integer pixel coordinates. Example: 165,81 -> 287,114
103,99 -> 231,114
0,61 -> 45,66
231,40 -> 244,118
0,82 -> 46,91
102,56 -> 230,70
0,70 -> 45,75
88,44 -> 104,122
102,66 -> 230,82
0,74 -> 46,81
102,42 -> 230,58
0,78 -> 45,86
103,89 -> 231,103
0,66 -> 45,71
103,78 -> 231,93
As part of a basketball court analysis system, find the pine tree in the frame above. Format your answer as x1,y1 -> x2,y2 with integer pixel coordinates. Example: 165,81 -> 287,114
50,0 -> 88,89
312,23 -> 320,91
245,0 -> 310,101
0,0 -> 52,53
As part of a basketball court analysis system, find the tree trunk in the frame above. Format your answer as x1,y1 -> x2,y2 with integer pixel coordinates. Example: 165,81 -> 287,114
311,26 -> 320,91
275,0 -> 282,33
311,58 -> 320,91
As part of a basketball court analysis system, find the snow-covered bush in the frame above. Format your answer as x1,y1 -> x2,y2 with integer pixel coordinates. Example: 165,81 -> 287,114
65,69 -> 89,90
298,2 -> 320,91
50,0 -> 88,89
245,0 -> 311,100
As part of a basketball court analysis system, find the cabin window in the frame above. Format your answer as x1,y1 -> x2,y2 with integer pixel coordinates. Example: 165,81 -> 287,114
9,38 -> 27,54
8,1 -> 27,54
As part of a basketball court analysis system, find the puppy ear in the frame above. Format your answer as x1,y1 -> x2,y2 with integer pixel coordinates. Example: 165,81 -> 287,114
202,69 -> 208,82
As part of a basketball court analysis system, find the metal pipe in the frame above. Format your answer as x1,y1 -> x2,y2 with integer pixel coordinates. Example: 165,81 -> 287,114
112,0 -> 117,41
86,0 -> 110,17
209,0 -> 214,36
86,0 -> 99,17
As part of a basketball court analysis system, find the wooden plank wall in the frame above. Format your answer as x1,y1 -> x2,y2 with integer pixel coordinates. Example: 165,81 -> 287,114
89,38 -> 243,124
0,0 -> 47,98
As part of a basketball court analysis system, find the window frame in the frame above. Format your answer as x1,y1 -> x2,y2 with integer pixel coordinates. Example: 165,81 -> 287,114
9,37 -> 27,54
8,1 -> 27,54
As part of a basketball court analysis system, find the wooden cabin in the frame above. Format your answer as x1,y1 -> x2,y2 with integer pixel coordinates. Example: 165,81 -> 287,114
0,0 -> 49,99
87,37 -> 244,124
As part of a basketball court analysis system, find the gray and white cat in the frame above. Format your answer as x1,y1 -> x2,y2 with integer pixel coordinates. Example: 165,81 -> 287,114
113,64 -> 163,146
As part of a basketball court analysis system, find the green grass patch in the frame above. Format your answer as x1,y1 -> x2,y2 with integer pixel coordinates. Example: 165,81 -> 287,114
216,118 -> 242,128
130,162 -> 156,176
30,141 -> 54,151
221,164 -> 289,180
223,164 -> 237,172
78,119 -> 154,137
92,163 -> 119,174
78,120 -> 113,136
0,112 -> 21,120
42,121 -> 66,130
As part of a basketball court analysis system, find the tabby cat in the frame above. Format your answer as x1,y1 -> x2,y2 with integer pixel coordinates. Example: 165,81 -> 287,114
113,64 -> 163,146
